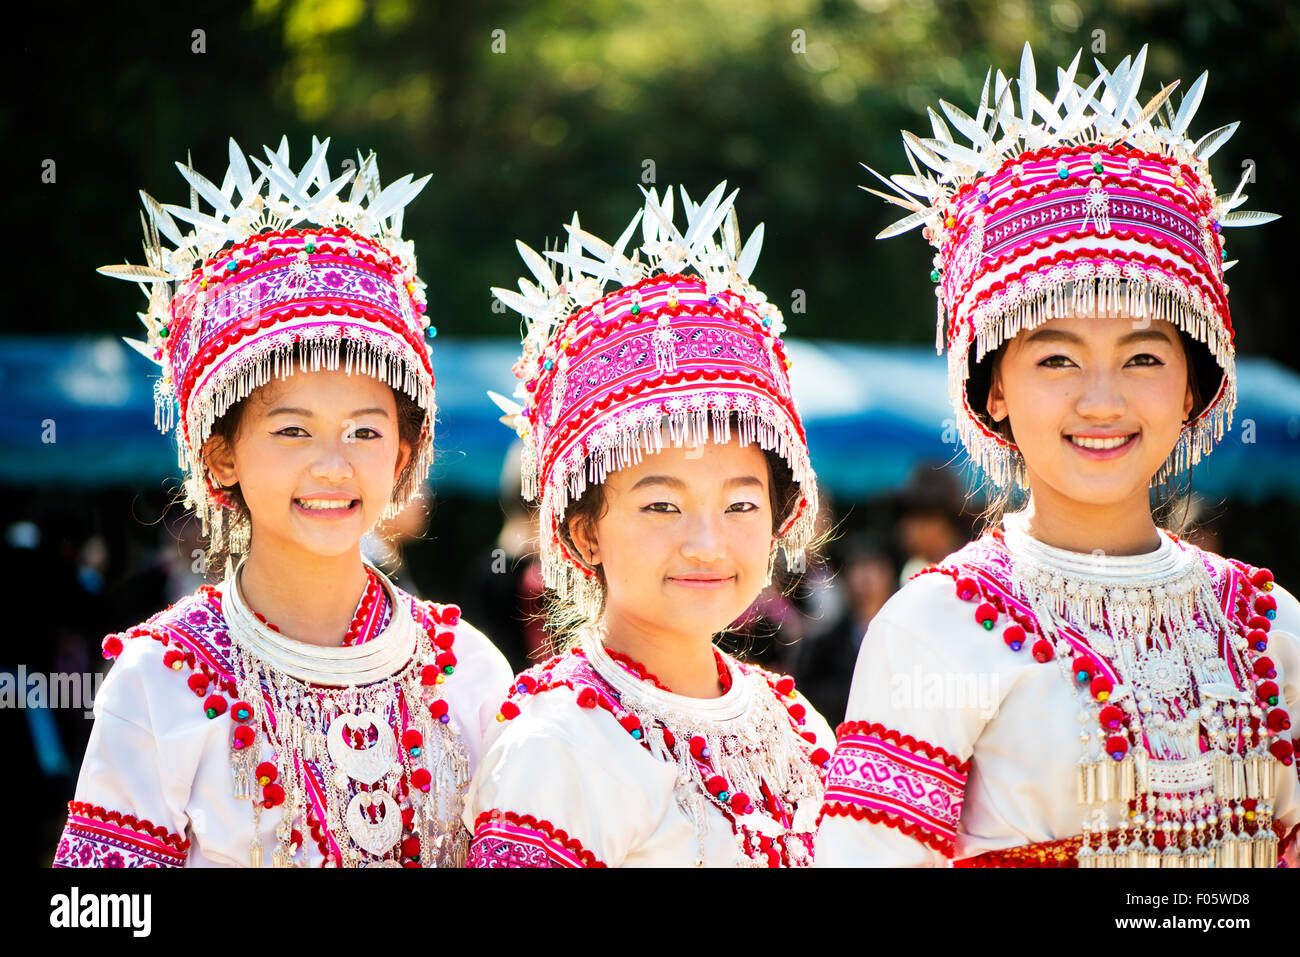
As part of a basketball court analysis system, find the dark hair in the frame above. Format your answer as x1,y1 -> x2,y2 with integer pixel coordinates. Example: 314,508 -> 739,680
547,419 -> 811,648
971,328 -> 1208,533
200,353 -> 426,575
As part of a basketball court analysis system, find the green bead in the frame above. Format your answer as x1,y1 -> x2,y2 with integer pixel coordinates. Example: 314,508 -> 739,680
205,708 -> 217,719
1092,162 -> 1104,173
930,269 -> 941,282
444,665 -> 454,675
1269,695 -> 1279,706
982,619 -> 993,630
630,303 -> 640,314
305,243 -> 316,253
159,327 -> 169,338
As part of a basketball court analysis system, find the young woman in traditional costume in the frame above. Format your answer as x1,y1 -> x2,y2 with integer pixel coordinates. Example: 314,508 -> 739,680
816,45 -> 1299,867
464,184 -> 832,866
55,138 -> 511,868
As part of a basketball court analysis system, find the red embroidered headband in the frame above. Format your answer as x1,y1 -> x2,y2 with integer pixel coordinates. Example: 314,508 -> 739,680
865,44 -> 1277,487
490,183 -> 818,601
100,137 -> 436,552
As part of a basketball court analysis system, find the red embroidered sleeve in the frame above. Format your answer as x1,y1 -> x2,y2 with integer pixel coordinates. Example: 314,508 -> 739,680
818,721 -> 971,859
466,810 -> 606,868
53,801 -> 189,868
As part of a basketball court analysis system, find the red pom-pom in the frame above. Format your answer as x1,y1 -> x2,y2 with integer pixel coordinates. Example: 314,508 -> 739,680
705,775 -> 727,796
618,715 -> 641,733
689,735 -> 708,759
1031,639 -> 1054,663
401,836 -> 421,859
1089,674 -> 1114,700
421,665 -> 440,686
187,672 -> 210,696
662,728 -> 676,749
1251,568 -> 1275,589
954,576 -> 979,601
437,605 -> 461,627
1098,705 -> 1124,730
255,761 -> 278,784
801,730 -> 817,744
576,687 -> 599,709
232,724 -> 256,748
101,635 -> 124,659
1002,624 -> 1026,649
1246,629 -> 1269,652
516,674 -> 538,694
402,729 -> 423,750
788,702 -> 806,720
498,700 -> 519,720
1105,735 -> 1128,756
1257,680 -> 1280,703
402,806 -> 416,829
433,630 -> 455,650
231,700 -> 254,723
1269,738 -> 1294,762
289,829 -> 303,850
775,676 -> 795,696
1254,657 -> 1277,679
435,651 -> 457,670
163,649 -> 185,670
402,860 -> 421,868
811,747 -> 830,765
729,791 -> 749,812
411,768 -> 432,791
203,694 -> 227,718
262,783 -> 285,808
1267,709 -> 1291,732
1254,593 -> 1277,616
1071,655 -> 1096,679
974,602 -> 998,627
429,698 -> 450,720
1247,615 -> 1271,633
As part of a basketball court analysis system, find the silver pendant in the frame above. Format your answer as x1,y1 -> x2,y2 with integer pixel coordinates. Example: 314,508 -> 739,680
327,710 -> 398,784
345,790 -> 402,856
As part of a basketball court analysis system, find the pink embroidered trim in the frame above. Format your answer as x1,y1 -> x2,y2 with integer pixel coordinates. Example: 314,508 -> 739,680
468,811 -> 605,868
819,723 -> 969,859
54,801 -> 189,868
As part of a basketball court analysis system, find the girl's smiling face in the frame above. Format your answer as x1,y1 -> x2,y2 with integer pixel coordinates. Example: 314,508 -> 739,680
204,369 -> 412,560
570,436 -> 774,642
985,316 -> 1196,508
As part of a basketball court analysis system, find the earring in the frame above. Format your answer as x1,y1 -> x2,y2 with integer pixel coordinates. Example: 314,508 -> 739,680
764,539 -> 780,588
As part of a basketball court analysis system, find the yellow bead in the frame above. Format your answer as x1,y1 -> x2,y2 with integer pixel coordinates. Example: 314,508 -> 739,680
258,775 -> 270,786
1097,691 -> 1109,702
1245,810 -> 1255,821
1264,582 -> 1274,591
200,279 -> 208,290
945,216 -> 956,228
495,713 -> 506,722
435,673 -> 445,685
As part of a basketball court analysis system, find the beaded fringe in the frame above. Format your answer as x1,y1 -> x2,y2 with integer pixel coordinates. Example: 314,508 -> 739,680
536,407 -> 819,605
954,275 -> 1235,490
168,331 -> 434,559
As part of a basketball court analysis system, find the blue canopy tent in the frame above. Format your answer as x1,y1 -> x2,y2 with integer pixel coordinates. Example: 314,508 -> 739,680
2,336 -> 1298,503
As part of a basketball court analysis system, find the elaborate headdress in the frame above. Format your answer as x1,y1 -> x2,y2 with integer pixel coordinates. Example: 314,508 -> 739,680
865,43 -> 1276,487
491,182 -> 818,604
100,137 -> 436,553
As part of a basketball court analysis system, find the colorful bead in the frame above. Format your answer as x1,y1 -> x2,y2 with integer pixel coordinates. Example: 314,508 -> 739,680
930,269 -> 942,283
203,694 -> 227,719
955,576 -> 979,601
974,602 -> 997,629
1031,639 -> 1054,663
226,260 -> 238,272
1002,624 -> 1025,651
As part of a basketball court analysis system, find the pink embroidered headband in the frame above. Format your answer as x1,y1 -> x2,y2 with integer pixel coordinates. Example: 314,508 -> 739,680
490,183 -> 818,600
100,137 -> 437,552
865,44 -> 1277,487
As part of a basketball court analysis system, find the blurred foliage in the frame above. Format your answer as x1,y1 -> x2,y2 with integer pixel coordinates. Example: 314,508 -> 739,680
9,0 -> 1299,365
